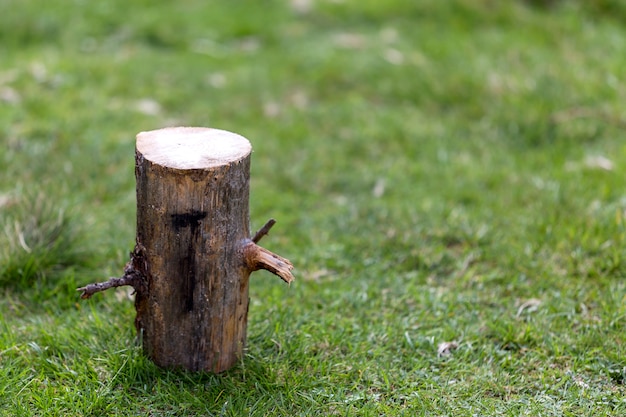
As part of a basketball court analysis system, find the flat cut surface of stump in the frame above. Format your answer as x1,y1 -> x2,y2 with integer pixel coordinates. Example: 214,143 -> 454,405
137,127 -> 252,169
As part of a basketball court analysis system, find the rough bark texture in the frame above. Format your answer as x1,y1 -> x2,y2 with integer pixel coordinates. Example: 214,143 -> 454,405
128,127 -> 293,372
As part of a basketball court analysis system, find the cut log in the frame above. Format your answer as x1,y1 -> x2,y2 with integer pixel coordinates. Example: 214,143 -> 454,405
78,127 -> 294,373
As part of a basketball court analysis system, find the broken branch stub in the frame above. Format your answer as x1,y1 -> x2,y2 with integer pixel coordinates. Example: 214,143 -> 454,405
78,127 -> 294,373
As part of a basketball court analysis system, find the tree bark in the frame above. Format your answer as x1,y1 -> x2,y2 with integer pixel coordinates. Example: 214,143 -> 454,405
78,127 -> 294,373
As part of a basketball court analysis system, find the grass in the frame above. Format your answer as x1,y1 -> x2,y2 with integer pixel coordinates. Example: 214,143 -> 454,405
1,0 -> 626,415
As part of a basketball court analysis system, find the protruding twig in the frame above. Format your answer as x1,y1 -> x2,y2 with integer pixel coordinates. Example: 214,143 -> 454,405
252,218 -> 276,243
77,275 -> 137,299
77,244 -> 147,299
243,241 -> 294,284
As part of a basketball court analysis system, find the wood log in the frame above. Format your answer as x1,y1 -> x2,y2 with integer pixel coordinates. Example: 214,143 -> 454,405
78,127 -> 294,373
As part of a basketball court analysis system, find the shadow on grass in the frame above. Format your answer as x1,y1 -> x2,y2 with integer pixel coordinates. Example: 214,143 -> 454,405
99,347 -> 298,416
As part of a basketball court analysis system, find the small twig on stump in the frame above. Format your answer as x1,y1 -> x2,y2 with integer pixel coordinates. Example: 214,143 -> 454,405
77,275 -> 137,299
245,219 -> 294,284
77,244 -> 147,299
243,241 -> 294,284
252,218 -> 276,243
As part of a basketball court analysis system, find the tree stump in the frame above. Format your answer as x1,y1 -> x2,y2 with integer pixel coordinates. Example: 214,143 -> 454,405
78,127 -> 294,373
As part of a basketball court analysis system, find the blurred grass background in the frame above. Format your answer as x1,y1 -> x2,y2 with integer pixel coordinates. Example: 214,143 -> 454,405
1,0 -> 626,415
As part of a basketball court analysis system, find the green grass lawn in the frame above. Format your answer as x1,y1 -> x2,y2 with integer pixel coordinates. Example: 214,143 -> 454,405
2,0 -> 626,415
